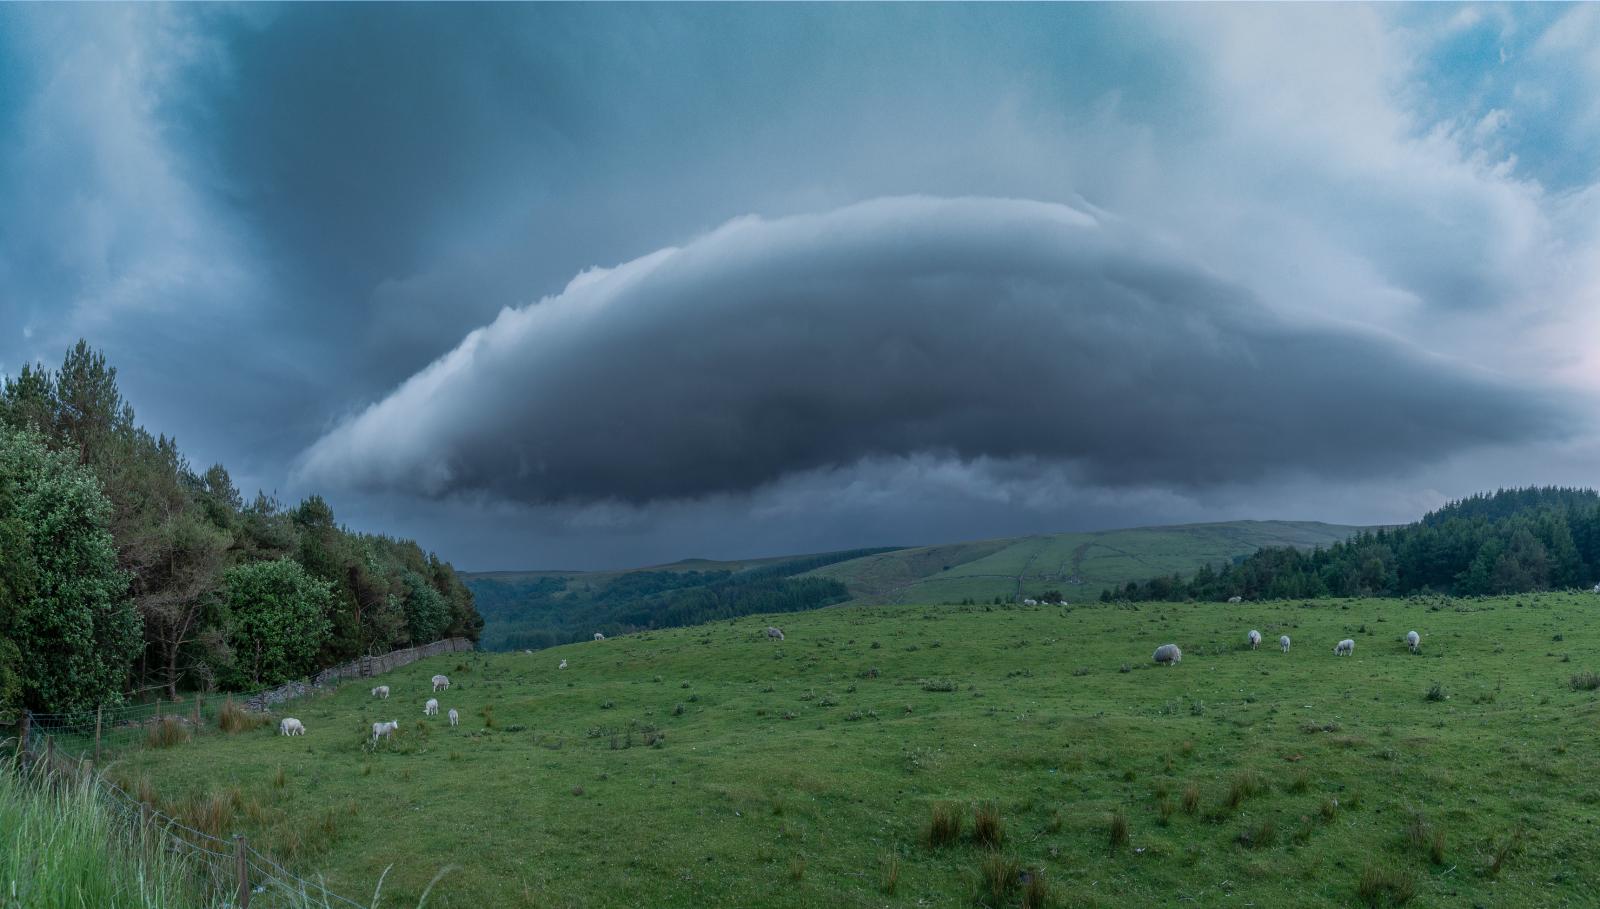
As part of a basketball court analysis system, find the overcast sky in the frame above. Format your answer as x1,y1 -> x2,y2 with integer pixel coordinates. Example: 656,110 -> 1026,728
3,4 -> 1599,570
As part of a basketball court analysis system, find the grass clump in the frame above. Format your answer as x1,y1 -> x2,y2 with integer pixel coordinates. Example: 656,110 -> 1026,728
1181,783 -> 1201,815
1108,811 -> 1129,852
146,716 -> 190,749
1424,682 -> 1446,702
1020,870 -> 1050,909
1356,864 -> 1415,907
924,802 -> 963,847
975,852 -> 1021,907
1570,670 -> 1600,691
1237,817 -> 1276,849
218,698 -> 267,734
1225,770 -> 1266,809
920,678 -> 959,692
878,851 -> 900,895
0,768 -> 209,909
972,800 -> 1004,848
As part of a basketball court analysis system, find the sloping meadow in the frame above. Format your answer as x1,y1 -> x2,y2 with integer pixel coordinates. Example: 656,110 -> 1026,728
111,593 -> 1600,907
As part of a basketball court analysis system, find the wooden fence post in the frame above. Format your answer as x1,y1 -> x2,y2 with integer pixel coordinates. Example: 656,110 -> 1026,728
235,834 -> 251,909
17,710 -> 29,773
94,706 -> 103,765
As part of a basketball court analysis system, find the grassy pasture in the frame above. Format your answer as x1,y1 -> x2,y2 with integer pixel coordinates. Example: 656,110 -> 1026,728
805,520 -> 1366,605
109,594 -> 1600,907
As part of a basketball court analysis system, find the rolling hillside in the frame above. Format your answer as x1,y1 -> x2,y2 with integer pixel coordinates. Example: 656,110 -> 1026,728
805,521 -> 1370,605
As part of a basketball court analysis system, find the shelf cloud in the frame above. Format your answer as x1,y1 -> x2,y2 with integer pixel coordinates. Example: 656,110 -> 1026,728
297,196 -> 1570,507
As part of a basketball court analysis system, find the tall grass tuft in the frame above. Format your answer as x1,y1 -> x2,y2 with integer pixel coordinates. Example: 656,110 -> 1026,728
878,851 -> 900,895
146,716 -> 190,749
975,852 -> 1021,907
1569,670 -> 1600,692
1108,811 -> 1129,853
1356,864 -> 1415,907
924,802 -> 963,847
218,698 -> 268,734
0,766 -> 208,909
972,801 -> 1005,847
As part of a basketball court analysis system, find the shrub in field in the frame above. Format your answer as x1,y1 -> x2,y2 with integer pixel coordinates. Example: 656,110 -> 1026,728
146,716 -> 190,749
218,699 -> 268,734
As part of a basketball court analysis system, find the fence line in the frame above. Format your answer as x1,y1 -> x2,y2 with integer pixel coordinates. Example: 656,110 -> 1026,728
16,739 -> 368,907
23,638 -> 475,758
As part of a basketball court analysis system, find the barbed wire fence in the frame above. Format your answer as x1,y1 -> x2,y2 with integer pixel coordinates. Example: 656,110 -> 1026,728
8,636 -> 474,908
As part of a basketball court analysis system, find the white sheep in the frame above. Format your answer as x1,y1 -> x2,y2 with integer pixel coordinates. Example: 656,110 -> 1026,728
279,717 -> 305,736
370,720 -> 398,742
1280,634 -> 1291,653
1406,630 -> 1421,653
559,659 -> 568,670
424,698 -> 439,716
1022,598 -> 1038,606
1247,629 -> 1262,650
766,626 -> 785,641
593,632 -> 606,642
1227,595 -> 1243,604
1153,643 -> 1182,666
431,674 -> 450,692
1334,638 -> 1355,656
370,685 -> 390,699
448,708 -> 459,727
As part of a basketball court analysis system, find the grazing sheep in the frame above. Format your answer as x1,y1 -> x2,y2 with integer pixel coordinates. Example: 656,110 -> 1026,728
593,632 -> 606,641
1227,595 -> 1243,604
766,626 -> 785,641
279,717 -> 305,736
558,659 -> 568,670
1153,643 -> 1182,666
447,708 -> 459,727
1247,629 -> 1262,650
1406,630 -> 1421,653
1334,639 -> 1355,656
370,685 -> 390,699
370,720 -> 398,742
1022,598 -> 1038,606
1280,634 -> 1291,653
424,698 -> 439,716
431,674 -> 450,692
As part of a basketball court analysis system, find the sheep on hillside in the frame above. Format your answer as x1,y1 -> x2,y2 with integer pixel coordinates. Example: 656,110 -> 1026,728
766,626 -> 785,641
424,698 -> 439,716
1406,630 -> 1421,653
448,708 -> 460,728
559,659 -> 568,670
431,674 -> 450,692
1227,595 -> 1243,604
1280,635 -> 1291,653
1334,639 -> 1355,656
279,717 -> 305,736
1153,643 -> 1182,666
371,720 -> 398,742
370,685 -> 390,699
594,632 -> 606,642
1247,629 -> 1262,650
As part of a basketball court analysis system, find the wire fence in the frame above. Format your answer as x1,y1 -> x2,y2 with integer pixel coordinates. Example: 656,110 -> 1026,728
6,637 -> 474,908
22,638 -> 475,762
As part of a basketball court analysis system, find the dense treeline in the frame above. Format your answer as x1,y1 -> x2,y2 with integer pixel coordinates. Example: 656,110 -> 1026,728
1110,487 -> 1600,603
0,342 -> 480,719
471,549 -> 895,651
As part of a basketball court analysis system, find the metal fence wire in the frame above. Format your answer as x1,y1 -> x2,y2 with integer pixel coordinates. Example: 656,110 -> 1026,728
8,636 -> 473,908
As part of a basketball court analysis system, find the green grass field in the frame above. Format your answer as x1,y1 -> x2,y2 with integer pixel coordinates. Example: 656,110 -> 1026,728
107,593 -> 1600,908
806,521 -> 1368,604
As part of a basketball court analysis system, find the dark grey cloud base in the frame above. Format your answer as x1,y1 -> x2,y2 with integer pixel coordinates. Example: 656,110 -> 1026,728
298,197 -> 1567,508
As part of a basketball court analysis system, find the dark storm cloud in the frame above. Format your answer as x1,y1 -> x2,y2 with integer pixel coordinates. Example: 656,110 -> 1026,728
297,196 -> 1572,507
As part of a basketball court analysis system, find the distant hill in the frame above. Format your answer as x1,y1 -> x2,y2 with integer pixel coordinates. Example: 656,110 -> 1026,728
802,520 -> 1369,605
465,521 -> 1369,650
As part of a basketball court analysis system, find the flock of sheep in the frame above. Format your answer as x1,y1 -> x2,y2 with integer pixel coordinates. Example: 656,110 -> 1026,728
276,673 -> 462,740
1152,627 -> 1422,665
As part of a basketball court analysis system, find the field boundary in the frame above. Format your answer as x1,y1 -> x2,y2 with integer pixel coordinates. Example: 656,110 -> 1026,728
18,637 -> 475,758
12,733 -> 367,908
